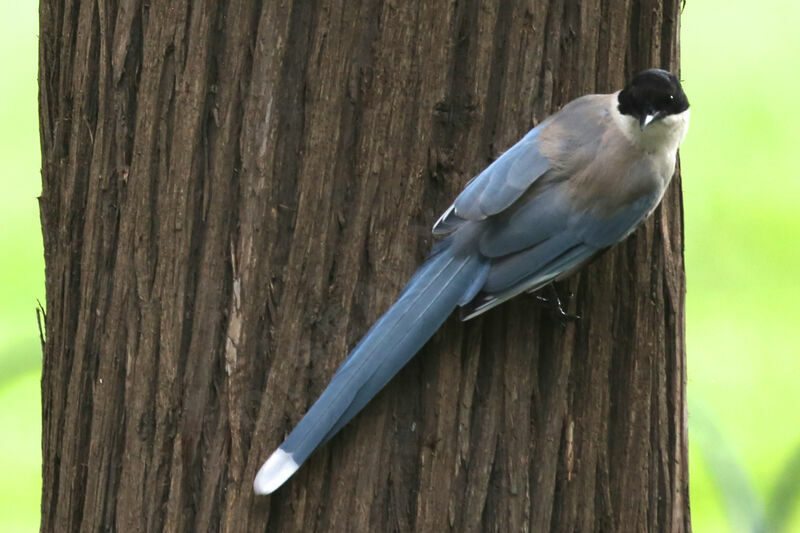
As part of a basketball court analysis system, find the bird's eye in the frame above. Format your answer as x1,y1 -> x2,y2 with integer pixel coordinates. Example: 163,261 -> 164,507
668,95 -> 674,100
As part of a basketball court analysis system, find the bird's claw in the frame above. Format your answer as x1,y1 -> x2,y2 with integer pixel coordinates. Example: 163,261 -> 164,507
535,284 -> 581,323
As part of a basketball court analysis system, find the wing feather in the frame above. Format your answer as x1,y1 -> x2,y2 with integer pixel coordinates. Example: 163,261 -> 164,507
433,120 -> 553,234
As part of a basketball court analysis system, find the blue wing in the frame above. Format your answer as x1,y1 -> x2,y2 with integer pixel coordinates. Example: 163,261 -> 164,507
432,120 -> 553,234
460,191 -> 661,320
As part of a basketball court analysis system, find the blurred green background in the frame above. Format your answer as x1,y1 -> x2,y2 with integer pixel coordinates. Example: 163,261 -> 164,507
2,1 -> 799,531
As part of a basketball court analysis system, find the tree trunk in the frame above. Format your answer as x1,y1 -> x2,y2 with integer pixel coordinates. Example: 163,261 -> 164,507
38,0 -> 690,531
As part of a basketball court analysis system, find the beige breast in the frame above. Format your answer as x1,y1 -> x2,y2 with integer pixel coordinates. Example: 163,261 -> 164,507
536,93 -> 678,219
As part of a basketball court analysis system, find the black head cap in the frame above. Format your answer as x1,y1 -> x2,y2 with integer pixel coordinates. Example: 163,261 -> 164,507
618,69 -> 689,128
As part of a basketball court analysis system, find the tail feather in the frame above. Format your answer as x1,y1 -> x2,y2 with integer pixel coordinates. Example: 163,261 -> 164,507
254,247 -> 485,494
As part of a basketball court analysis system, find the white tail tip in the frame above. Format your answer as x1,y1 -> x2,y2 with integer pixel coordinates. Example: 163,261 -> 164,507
253,448 -> 300,495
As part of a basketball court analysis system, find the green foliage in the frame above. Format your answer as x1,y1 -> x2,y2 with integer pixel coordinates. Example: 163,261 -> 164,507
693,400 -> 800,532
0,2 -> 44,531
682,0 -> 800,530
2,0 -> 799,530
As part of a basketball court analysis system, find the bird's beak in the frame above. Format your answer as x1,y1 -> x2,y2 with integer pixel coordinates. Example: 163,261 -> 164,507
639,112 -> 661,130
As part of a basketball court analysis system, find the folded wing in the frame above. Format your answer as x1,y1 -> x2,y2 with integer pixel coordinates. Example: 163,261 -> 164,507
461,189 -> 661,320
432,120 -> 553,234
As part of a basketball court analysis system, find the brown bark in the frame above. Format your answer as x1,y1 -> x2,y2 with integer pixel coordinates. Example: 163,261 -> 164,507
38,0 -> 690,531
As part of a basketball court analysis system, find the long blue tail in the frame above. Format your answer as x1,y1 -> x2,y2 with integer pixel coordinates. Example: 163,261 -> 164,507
254,245 -> 486,494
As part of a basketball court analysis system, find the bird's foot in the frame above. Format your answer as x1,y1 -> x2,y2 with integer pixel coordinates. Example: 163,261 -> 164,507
534,284 -> 581,323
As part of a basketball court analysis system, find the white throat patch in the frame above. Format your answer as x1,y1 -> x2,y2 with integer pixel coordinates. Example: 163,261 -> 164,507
609,91 -> 690,154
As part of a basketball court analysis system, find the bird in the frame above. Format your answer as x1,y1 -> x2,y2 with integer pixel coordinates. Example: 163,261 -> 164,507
254,68 -> 690,495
